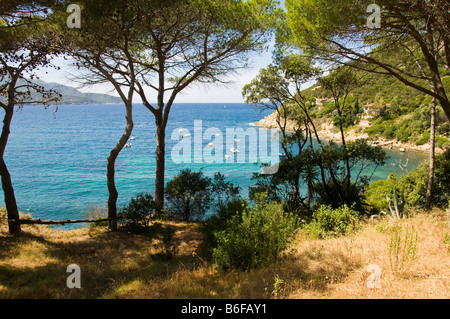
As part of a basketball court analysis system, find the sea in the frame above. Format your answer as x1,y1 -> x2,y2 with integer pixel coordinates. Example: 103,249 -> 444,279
3,103 -> 429,229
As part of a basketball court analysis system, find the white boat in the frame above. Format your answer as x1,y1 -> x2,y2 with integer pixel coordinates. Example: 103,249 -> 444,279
179,129 -> 184,133
208,142 -> 214,147
230,147 -> 239,153
182,133 -> 191,138
215,133 -> 220,137
130,136 -> 135,140
225,155 -> 232,159
234,138 -> 240,142
125,143 -> 131,148
399,148 -> 406,152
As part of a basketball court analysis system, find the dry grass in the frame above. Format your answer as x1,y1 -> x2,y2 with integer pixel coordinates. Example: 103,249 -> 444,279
0,208 -> 448,299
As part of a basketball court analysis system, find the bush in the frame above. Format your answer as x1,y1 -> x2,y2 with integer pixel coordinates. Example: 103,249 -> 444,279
313,179 -> 365,213
201,198 -> 249,257
212,199 -> 298,270
118,192 -> 157,231
399,165 -> 428,207
400,149 -> 450,207
365,173 -> 400,212
436,136 -> 450,149
165,169 -> 212,221
165,170 -> 241,221
308,204 -> 359,239
415,131 -> 430,146
366,149 -> 450,209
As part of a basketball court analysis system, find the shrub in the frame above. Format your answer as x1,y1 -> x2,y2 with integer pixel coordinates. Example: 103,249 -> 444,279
368,149 -> 450,209
365,173 -> 400,212
212,199 -> 298,270
210,172 -> 241,209
437,122 -> 450,136
308,204 -> 359,239
436,136 -> 450,149
118,192 -> 157,231
415,131 -> 430,146
399,165 -> 428,207
201,198 -> 249,256
399,149 -> 450,207
165,170 -> 241,221
313,179 -> 365,213
165,169 -> 212,221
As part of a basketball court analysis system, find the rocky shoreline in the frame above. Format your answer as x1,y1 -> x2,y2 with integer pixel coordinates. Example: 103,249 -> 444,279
253,112 -> 439,154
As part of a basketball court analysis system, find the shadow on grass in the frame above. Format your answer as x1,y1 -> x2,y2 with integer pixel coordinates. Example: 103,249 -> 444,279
0,220 -> 362,299
0,221 -> 205,298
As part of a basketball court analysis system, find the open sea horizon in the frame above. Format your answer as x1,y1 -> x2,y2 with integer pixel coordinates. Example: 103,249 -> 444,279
2,103 -> 428,229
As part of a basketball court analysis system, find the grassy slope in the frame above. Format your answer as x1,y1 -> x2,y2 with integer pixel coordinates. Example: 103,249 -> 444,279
1,208 -> 448,299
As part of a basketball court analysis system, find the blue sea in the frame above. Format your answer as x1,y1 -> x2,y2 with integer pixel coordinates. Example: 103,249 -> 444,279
3,103 -> 428,228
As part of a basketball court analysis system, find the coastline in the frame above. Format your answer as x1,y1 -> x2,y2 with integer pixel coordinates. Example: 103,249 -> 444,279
253,111 -> 440,154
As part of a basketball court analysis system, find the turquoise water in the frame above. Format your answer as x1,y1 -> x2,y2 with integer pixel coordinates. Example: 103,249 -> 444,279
3,103 -> 428,227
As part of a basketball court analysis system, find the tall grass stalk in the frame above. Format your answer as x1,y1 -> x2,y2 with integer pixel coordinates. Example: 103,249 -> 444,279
388,224 -> 418,275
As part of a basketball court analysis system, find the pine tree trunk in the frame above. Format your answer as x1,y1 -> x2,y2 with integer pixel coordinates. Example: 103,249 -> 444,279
106,103 -> 133,231
0,107 -> 21,234
154,119 -> 165,216
425,97 -> 436,210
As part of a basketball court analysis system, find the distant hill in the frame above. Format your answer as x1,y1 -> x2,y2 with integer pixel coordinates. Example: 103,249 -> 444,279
25,79 -> 123,105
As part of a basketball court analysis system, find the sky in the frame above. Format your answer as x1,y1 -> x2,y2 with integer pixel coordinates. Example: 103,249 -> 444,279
33,45 -> 275,104
31,1 -> 290,104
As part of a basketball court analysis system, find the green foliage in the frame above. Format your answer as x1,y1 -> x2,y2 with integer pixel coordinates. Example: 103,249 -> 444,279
201,198 -> 249,257
212,198 -> 298,270
400,163 -> 429,207
365,173 -> 400,212
415,131 -> 430,146
367,149 -> 450,210
118,193 -> 157,231
437,123 -> 450,136
307,204 -> 359,239
436,136 -> 450,149
210,172 -> 241,209
402,150 -> 450,207
165,169 -> 213,221
271,275 -> 285,299
165,170 -> 240,221
444,232 -> 450,250
249,139 -> 386,217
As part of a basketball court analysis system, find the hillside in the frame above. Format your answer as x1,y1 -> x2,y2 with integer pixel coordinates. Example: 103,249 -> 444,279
256,68 -> 450,152
23,79 -> 123,105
